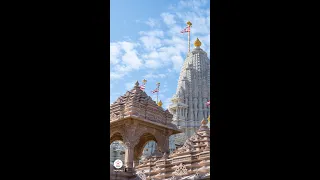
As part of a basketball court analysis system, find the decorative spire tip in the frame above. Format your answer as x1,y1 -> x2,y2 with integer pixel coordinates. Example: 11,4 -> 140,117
194,38 -> 202,47
135,81 -> 139,87
201,118 -> 208,125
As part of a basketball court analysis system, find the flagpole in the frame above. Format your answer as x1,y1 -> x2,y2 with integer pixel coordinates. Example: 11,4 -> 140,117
142,79 -> 147,91
188,28 -> 190,52
156,82 -> 160,103
187,21 -> 192,52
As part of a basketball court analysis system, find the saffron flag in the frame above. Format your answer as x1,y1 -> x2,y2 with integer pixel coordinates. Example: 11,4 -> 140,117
206,100 -> 210,106
151,88 -> 159,93
180,26 -> 190,33
140,85 -> 145,91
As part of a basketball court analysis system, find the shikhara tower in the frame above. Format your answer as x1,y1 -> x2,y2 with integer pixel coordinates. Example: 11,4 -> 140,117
169,38 -> 210,146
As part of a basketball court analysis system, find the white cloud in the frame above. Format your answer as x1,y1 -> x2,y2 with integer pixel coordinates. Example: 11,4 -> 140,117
143,73 -> 167,79
144,59 -> 162,69
171,55 -> 184,72
163,36 -> 188,54
122,50 -> 143,69
139,30 -> 164,50
110,43 -> 121,65
139,36 -> 162,50
145,18 -> 157,28
161,13 -> 176,26
139,30 -> 164,37
110,71 -> 125,80
178,0 -> 208,9
110,41 -> 143,80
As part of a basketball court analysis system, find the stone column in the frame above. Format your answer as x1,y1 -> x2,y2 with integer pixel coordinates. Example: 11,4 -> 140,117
133,159 -> 139,168
162,135 -> 170,154
176,107 -> 179,118
124,142 -> 134,172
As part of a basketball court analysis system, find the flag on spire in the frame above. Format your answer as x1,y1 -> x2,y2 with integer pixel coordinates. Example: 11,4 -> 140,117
206,100 -> 210,106
140,79 -> 147,91
180,26 -> 190,33
140,85 -> 145,91
151,88 -> 159,93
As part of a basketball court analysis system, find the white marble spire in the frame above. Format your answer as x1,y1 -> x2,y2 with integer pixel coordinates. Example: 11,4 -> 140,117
169,38 -> 210,145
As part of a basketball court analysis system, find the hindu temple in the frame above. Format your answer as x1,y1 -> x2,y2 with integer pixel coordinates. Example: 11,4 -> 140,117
110,38 -> 210,180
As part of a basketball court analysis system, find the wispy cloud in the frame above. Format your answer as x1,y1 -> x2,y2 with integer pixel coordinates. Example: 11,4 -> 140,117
143,73 -> 167,79
145,18 -> 158,28
161,13 -> 176,26
110,41 -> 143,80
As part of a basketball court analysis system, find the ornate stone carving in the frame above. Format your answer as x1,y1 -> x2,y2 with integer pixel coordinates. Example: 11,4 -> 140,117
174,163 -> 188,176
110,81 -> 179,130
136,171 -> 146,180
169,41 -> 210,143
170,176 -> 177,180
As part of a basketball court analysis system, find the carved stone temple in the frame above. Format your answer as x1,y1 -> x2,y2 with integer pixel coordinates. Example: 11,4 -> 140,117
110,81 -> 181,179
168,38 -> 210,147
134,118 -> 210,180
110,38 -> 211,180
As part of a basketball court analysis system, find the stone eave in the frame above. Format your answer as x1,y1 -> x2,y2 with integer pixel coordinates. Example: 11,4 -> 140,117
110,115 -> 182,134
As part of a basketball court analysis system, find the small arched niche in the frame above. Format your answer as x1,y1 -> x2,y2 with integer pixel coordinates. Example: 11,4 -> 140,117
133,133 -> 158,164
110,132 -> 126,165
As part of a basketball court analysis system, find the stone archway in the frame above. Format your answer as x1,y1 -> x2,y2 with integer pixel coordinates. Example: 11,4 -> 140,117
133,133 -> 157,166
110,132 -> 124,145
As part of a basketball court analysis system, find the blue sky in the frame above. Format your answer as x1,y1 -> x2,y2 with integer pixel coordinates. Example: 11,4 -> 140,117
110,0 -> 210,109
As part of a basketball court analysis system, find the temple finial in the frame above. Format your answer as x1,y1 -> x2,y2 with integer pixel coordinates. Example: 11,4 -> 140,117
194,38 -> 202,47
201,118 -> 208,125
135,81 -> 139,87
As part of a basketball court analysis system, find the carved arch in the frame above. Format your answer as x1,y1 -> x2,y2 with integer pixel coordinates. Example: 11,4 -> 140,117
110,132 -> 124,145
133,132 -> 158,161
110,129 -> 124,139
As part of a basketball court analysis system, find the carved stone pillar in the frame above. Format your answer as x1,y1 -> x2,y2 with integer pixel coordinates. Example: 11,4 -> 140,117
176,107 -> 179,118
124,142 -> 135,172
161,135 -> 170,154
133,160 -> 139,167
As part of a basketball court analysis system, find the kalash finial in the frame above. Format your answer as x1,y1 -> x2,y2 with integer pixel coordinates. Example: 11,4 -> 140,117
187,21 -> 192,27
201,118 -> 208,125
157,100 -> 163,107
135,81 -> 139,87
194,38 -> 202,47
142,79 -> 147,84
